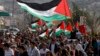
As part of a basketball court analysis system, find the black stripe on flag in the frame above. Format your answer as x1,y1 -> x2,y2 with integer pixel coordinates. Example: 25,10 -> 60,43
31,19 -> 40,24
17,0 -> 61,11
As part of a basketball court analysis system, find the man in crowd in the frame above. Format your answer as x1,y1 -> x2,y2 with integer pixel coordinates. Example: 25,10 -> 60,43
28,41 -> 40,56
4,43 -> 14,56
0,39 -> 4,56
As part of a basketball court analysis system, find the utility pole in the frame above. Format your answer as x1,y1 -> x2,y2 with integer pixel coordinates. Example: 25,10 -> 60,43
11,0 -> 15,27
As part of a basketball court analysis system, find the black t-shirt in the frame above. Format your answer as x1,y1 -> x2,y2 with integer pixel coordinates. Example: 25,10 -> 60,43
70,31 -> 77,39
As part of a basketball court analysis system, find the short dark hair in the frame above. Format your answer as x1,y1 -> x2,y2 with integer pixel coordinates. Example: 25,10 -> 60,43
30,41 -> 36,45
46,51 -> 53,56
17,45 -> 26,50
60,42 -> 64,46
4,43 -> 10,48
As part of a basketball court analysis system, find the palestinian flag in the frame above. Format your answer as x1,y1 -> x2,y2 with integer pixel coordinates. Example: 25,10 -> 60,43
42,22 -> 48,30
16,0 -> 71,21
28,27 -> 36,32
79,25 -> 86,35
75,21 -> 79,29
60,21 -> 65,30
46,22 -> 53,28
31,19 -> 39,28
39,29 -> 51,37
37,19 -> 44,26
49,29 -> 54,37
65,22 -> 72,32
64,23 -> 72,37
55,22 -> 65,36
42,22 -> 54,30
31,19 -> 45,28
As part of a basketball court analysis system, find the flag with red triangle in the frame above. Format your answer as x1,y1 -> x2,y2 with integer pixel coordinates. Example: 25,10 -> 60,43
79,25 -> 86,35
17,0 -> 71,21
55,0 -> 71,17
31,19 -> 39,28
75,21 -> 79,29
64,22 -> 72,37
39,29 -> 51,37
65,22 -> 72,32
37,19 -> 43,26
60,21 -> 65,30
55,22 -> 65,36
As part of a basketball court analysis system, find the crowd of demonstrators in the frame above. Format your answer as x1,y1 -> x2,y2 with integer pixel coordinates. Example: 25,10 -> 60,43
0,29 -> 100,56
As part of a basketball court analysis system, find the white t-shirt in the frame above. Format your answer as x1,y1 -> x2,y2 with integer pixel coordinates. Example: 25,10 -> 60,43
5,48 -> 14,56
28,47 -> 40,56
40,48 -> 49,54
75,44 -> 87,56
51,44 -> 55,53
75,44 -> 84,51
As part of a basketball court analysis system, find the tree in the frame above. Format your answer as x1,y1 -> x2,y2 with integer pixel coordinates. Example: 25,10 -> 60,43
85,12 -> 100,35
71,2 -> 100,35
72,2 -> 81,22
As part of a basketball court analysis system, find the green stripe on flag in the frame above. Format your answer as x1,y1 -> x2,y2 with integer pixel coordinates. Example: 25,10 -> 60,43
18,2 -> 69,21
46,22 -> 53,28
55,30 -> 64,36
31,23 -> 38,28
64,30 -> 71,38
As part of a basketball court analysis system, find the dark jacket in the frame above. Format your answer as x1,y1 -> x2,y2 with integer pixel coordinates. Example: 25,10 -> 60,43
20,51 -> 28,56
0,48 -> 4,56
49,43 -> 58,53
